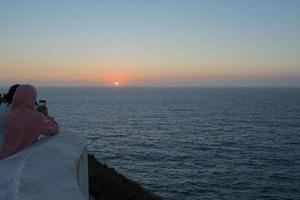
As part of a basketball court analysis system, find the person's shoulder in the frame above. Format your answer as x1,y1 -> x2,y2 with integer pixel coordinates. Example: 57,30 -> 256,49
30,110 -> 45,117
18,110 -> 45,122
0,104 -> 8,109
0,104 -> 9,115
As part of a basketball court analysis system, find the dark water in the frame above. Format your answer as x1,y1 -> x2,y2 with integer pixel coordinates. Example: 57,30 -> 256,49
33,88 -> 300,199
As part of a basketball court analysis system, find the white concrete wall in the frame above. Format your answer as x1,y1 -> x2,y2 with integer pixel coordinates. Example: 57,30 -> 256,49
0,131 -> 89,200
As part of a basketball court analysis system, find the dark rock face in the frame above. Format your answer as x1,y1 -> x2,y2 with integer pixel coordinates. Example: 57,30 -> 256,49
88,154 -> 161,200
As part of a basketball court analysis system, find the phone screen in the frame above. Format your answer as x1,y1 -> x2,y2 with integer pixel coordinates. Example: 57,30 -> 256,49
38,100 -> 47,107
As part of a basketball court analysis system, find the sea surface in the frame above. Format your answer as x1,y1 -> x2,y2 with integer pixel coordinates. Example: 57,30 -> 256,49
5,87 -> 300,200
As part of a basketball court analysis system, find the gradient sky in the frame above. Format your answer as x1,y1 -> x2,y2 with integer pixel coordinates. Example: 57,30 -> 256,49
0,0 -> 300,86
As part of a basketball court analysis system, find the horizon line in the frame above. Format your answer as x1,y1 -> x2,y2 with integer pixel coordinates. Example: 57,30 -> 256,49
1,85 -> 300,89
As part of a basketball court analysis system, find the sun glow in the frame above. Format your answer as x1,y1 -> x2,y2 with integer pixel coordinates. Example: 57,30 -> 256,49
114,82 -> 120,86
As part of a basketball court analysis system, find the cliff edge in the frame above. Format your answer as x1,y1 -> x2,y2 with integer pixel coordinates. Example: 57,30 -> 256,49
88,154 -> 161,200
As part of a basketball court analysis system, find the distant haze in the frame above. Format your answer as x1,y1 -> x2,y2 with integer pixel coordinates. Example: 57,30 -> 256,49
0,0 -> 300,87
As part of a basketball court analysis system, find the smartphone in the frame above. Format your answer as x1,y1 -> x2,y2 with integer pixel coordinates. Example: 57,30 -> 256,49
37,100 -> 47,112
38,100 -> 47,107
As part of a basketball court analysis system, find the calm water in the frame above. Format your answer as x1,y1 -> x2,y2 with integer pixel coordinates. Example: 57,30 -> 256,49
9,87 -> 300,200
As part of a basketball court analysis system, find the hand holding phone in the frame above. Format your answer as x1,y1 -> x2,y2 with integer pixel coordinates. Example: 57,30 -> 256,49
37,100 -> 48,115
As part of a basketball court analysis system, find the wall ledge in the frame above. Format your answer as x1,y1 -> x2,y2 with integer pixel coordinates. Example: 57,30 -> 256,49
0,130 -> 89,200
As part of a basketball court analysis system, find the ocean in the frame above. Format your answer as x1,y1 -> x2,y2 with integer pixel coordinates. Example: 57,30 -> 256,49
7,87 -> 300,200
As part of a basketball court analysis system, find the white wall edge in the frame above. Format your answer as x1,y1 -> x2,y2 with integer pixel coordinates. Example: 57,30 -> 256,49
0,130 -> 89,200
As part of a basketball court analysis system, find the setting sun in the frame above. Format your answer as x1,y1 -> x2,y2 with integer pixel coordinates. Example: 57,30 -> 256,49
114,82 -> 120,86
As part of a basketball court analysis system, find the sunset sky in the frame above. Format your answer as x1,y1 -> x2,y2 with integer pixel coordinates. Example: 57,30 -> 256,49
0,0 -> 299,87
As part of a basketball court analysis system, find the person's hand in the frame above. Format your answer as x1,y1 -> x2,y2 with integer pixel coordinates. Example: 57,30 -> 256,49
41,107 -> 49,117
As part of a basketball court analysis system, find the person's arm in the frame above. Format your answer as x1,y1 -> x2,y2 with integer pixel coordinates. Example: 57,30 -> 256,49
39,114 -> 59,136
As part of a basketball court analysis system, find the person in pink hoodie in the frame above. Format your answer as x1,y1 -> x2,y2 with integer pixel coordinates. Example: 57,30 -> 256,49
0,84 -> 59,159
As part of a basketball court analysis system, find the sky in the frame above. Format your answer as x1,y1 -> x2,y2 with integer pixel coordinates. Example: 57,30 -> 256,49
0,0 -> 299,87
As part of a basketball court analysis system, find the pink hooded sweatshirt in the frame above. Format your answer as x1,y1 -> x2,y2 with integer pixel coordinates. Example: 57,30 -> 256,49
0,85 -> 59,159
